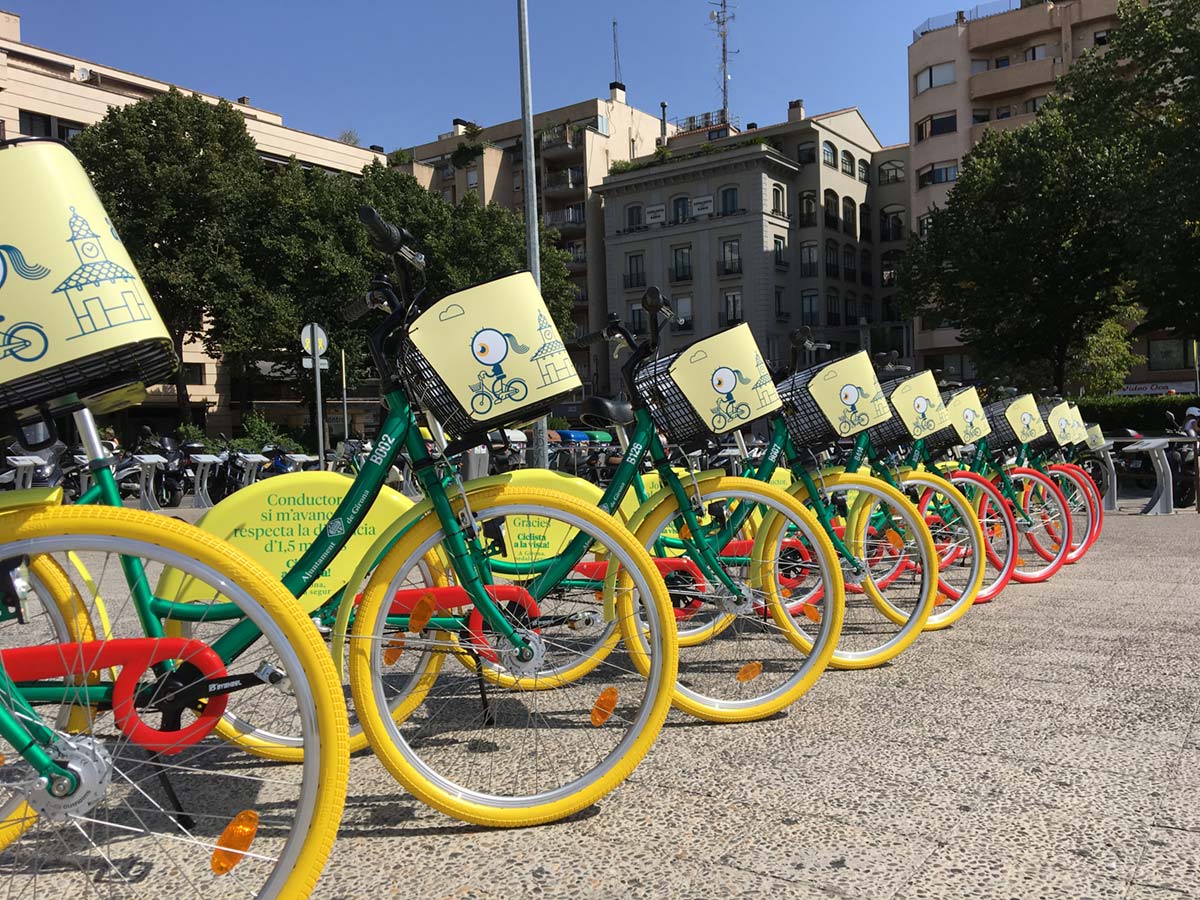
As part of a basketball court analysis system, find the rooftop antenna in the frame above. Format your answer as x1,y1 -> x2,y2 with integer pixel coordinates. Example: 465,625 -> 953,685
612,18 -> 623,85
708,0 -> 737,124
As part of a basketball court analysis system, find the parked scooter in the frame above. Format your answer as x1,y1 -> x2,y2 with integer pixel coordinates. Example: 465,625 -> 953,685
1166,410 -> 1197,508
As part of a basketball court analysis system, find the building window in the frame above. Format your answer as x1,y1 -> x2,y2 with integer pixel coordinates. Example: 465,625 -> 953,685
18,111 -> 51,137
626,204 -> 644,230
880,207 -> 906,242
996,106 -> 1013,120
879,161 -> 905,185
918,213 -> 933,237
861,249 -> 873,286
842,197 -> 856,237
926,352 -> 976,380
881,250 -> 903,287
719,238 -> 741,275
629,303 -> 647,335
673,295 -> 694,331
1148,338 -> 1195,371
671,245 -> 692,282
841,150 -> 855,176
859,203 -> 872,242
722,291 -> 743,326
882,296 -> 898,322
798,242 -> 819,278
57,119 -> 85,142
917,161 -> 958,188
625,253 -> 646,289
774,235 -> 787,266
799,191 -> 817,227
1024,44 -> 1047,62
845,292 -> 858,325
826,288 -> 841,326
825,240 -> 840,278
824,190 -> 839,229
513,170 -> 523,192
858,159 -> 870,183
720,186 -> 739,215
843,245 -> 857,281
671,196 -> 690,224
973,108 -> 991,124
800,289 -> 819,326
971,58 -> 989,75
914,61 -> 955,95
995,56 -> 1010,68
916,111 -> 958,143
861,295 -> 874,324
775,286 -> 788,320
822,141 -> 837,167
466,167 -> 479,188
1094,30 -> 1109,47
771,184 -> 785,216
797,141 -> 816,164
1024,96 -> 1048,115
182,363 -> 207,386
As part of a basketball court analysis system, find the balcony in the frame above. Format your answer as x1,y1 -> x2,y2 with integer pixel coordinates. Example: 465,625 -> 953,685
623,272 -> 646,290
775,309 -> 792,323
774,256 -> 790,271
880,225 -> 905,244
566,252 -> 587,272
971,111 -> 1035,142
969,57 -> 1057,100
669,266 -> 693,284
544,166 -> 586,195
541,127 -> 583,158
967,1 -> 1056,51
572,288 -> 589,307
716,260 -> 742,277
543,206 -> 587,233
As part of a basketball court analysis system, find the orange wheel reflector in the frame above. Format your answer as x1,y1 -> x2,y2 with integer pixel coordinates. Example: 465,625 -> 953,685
781,587 -> 793,598
885,529 -> 905,550
679,524 -> 691,540
736,661 -> 763,683
802,604 -> 821,623
1051,543 -> 1061,551
935,592 -> 948,607
409,594 -> 436,633
990,524 -> 1003,539
211,810 -> 259,875
1016,557 -> 1026,566
591,687 -> 619,727
383,638 -> 405,665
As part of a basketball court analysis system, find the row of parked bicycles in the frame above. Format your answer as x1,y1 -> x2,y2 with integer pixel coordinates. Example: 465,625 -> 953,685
0,135 -> 1107,898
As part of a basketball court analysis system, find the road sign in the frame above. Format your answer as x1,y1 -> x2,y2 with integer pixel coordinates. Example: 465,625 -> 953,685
301,323 -> 328,356
302,357 -> 330,370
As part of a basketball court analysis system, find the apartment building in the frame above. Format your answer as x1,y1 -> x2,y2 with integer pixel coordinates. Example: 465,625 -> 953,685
396,85 -> 674,402
907,0 -> 1119,381
594,101 -> 913,395
0,11 -> 386,433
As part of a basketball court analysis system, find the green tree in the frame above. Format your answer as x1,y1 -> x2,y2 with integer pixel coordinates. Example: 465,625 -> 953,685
1056,0 -> 1200,336
1068,309 -> 1146,396
71,88 -> 277,422
899,107 -> 1136,392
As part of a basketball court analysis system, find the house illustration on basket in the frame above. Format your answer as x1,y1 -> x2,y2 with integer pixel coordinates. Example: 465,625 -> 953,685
530,311 -> 574,387
53,207 -> 153,339
751,354 -> 776,410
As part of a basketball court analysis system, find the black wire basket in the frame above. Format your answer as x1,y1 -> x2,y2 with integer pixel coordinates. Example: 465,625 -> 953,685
982,399 -> 1021,452
775,362 -> 840,450
1027,401 -> 1060,455
866,377 -> 911,452
923,388 -> 969,456
632,352 -> 721,449
398,338 -> 570,453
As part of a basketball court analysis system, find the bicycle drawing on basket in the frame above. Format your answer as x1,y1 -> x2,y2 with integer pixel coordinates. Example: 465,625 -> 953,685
708,365 -> 751,431
469,326 -> 529,415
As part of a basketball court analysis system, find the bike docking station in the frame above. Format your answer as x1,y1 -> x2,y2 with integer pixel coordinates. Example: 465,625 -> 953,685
1105,435 -> 1195,515
132,453 -> 167,512
286,452 -> 320,469
189,453 -> 223,508
5,455 -> 45,490
237,452 -> 270,489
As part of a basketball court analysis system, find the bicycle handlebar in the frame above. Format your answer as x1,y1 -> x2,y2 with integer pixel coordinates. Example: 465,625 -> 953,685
358,206 -> 413,254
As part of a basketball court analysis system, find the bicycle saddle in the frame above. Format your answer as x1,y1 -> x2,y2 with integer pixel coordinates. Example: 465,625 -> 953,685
579,396 -> 634,429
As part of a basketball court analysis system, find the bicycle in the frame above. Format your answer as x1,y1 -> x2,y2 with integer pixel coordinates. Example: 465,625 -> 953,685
0,317 -> 48,364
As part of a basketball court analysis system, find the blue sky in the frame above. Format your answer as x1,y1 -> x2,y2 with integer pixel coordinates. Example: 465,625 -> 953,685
12,1 -> 968,150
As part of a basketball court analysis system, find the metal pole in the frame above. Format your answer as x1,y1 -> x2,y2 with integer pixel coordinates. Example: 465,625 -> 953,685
1193,338 -> 1198,396
312,331 -> 325,464
518,0 -> 549,469
341,349 -> 350,442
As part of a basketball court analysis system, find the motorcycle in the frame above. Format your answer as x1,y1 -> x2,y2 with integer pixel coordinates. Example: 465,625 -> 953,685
1165,411 -> 1197,508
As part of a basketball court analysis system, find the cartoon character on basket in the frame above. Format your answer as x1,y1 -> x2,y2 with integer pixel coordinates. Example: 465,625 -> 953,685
0,244 -> 51,363
1058,416 -> 1071,442
961,407 -> 982,441
911,395 -> 935,435
469,327 -> 530,416
1019,410 -> 1037,439
837,384 -> 871,435
709,366 -> 751,431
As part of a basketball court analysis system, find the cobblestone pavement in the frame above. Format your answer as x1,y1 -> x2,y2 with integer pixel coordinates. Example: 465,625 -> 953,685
309,509 -> 1200,899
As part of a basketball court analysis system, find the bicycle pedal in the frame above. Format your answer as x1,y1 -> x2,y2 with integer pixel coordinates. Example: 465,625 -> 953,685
310,617 -> 332,635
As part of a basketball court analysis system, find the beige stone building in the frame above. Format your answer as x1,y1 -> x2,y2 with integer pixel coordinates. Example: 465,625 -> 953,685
0,11 -> 386,433
395,85 -> 674,402
594,102 -> 913,395
907,0 -> 1119,381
